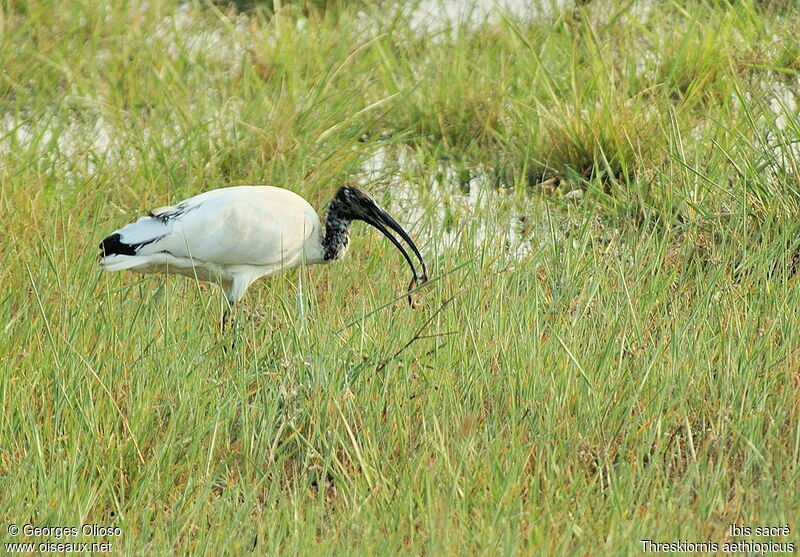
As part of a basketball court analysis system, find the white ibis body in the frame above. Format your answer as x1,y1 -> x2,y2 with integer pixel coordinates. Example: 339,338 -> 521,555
99,185 -> 428,319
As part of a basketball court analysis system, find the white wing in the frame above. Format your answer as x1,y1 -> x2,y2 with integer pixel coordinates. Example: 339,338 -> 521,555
101,186 -> 323,268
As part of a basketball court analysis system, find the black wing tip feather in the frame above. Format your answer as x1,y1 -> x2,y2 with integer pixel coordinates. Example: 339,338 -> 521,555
99,233 -> 137,258
100,204 -> 190,259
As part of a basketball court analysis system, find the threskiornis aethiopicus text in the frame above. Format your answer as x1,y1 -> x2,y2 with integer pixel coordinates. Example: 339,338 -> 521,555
99,185 -> 428,324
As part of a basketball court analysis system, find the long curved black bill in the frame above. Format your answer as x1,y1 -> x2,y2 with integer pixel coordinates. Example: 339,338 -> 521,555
362,207 -> 428,307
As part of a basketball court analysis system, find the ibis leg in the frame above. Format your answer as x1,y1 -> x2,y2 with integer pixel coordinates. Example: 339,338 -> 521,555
221,307 -> 231,332
221,302 -> 236,332
221,302 -> 237,351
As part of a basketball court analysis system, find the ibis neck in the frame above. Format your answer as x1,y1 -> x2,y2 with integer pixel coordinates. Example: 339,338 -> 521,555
322,212 -> 351,262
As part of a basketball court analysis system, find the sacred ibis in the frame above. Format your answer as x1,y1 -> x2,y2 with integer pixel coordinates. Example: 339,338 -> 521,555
99,185 -> 428,325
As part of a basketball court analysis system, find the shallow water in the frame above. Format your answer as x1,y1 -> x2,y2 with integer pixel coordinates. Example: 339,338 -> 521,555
357,144 -> 548,262
406,0 -> 567,34
3,1 -> 797,208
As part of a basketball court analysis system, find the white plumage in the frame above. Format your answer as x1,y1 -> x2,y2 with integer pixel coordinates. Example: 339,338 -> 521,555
99,184 -> 427,319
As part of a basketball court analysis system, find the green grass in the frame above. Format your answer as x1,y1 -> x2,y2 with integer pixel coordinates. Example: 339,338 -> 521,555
1,0 -> 800,554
